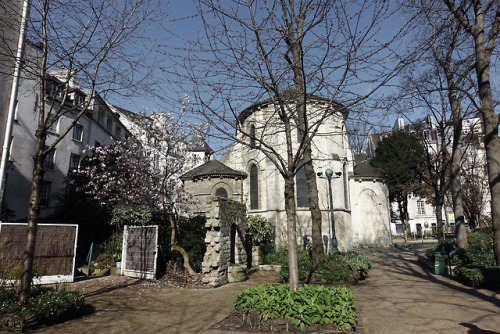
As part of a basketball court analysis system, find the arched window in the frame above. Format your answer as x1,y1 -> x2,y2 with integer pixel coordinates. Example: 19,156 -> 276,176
250,164 -> 259,209
249,124 -> 256,149
296,160 -> 310,207
215,187 -> 228,198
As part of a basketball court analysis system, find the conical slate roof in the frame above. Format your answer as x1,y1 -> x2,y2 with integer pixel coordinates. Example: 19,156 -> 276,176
189,135 -> 214,153
353,161 -> 383,178
181,159 -> 247,181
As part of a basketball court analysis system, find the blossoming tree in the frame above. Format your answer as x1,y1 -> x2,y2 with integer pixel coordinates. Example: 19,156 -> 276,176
82,109 -> 203,275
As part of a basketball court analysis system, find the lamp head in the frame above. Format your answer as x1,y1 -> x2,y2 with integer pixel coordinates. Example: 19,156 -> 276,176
325,169 -> 333,177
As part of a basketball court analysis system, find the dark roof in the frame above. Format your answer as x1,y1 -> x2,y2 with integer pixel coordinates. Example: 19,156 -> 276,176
181,159 -> 247,181
353,161 -> 384,178
189,135 -> 214,153
238,92 -> 348,124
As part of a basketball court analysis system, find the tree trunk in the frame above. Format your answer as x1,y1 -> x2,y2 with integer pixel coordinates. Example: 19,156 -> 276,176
302,147 -> 324,265
169,215 -> 196,276
399,198 -> 408,243
284,175 -> 299,292
471,12 -> 500,265
440,49 -> 468,247
449,95 -> 467,248
20,137 -> 46,301
435,197 -> 445,244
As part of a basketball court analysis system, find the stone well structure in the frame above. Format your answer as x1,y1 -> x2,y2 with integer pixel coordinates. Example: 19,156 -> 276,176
201,199 -> 248,287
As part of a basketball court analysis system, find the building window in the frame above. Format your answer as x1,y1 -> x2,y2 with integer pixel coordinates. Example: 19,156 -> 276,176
40,181 -> 51,207
47,115 -> 58,133
45,81 -> 62,99
106,118 -> 113,132
69,153 -> 80,173
250,164 -> 259,210
296,161 -> 310,207
116,126 -> 122,139
249,124 -> 256,149
74,93 -> 85,106
43,148 -> 55,170
417,200 -> 426,215
215,187 -> 228,198
72,124 -> 83,141
98,111 -> 104,124
95,140 -> 101,147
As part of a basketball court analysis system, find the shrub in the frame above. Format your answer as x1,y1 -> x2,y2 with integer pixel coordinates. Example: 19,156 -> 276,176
246,215 -> 273,246
234,284 -> 357,332
279,250 -> 371,284
0,285 -> 84,330
425,230 -> 494,267
464,230 -> 494,266
279,250 -> 314,282
453,266 -> 500,287
260,246 -> 287,265
318,252 -> 372,283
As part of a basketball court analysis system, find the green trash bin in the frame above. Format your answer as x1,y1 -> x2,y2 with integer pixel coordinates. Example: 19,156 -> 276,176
434,252 -> 446,275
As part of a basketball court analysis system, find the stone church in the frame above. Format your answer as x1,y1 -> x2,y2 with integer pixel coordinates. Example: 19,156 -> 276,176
182,95 -> 392,251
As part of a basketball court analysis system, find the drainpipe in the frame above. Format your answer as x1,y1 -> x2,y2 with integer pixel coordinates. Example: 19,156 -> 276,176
0,0 -> 31,209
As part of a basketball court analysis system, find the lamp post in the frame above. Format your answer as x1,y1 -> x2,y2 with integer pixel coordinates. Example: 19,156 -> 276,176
318,169 -> 342,253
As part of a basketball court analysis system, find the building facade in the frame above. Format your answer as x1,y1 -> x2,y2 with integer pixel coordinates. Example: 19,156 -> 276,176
214,96 -> 392,251
368,115 -> 490,236
1,42 -> 130,220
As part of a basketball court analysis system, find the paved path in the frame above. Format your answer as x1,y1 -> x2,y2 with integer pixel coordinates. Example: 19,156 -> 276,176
29,244 -> 499,334
351,244 -> 500,334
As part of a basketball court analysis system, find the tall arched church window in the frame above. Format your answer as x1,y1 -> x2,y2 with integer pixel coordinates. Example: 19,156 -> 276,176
250,124 -> 256,149
250,164 -> 259,209
215,187 -> 228,198
296,160 -> 310,207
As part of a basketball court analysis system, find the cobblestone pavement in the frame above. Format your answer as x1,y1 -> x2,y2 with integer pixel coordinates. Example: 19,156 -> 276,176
29,244 -> 500,334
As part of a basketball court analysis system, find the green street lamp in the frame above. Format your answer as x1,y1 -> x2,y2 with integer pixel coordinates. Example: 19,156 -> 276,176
318,169 -> 342,253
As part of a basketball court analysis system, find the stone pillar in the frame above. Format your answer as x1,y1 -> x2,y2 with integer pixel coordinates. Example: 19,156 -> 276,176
201,199 -> 247,287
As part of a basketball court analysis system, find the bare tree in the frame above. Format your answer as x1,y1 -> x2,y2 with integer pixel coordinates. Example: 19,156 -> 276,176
403,0 -> 476,248
442,0 -> 500,264
1,0 -> 163,301
164,0 -> 414,291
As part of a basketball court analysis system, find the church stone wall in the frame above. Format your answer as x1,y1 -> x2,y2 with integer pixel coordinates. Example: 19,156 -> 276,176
350,178 -> 392,247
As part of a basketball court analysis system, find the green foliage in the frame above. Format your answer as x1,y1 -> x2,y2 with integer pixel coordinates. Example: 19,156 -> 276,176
464,229 -> 495,266
317,252 -> 372,284
279,250 -> 314,282
453,266 -> 500,287
234,284 -> 357,332
245,215 -> 273,246
258,241 -> 278,264
0,285 -> 84,330
177,215 -> 207,272
111,204 -> 154,227
4,263 -> 40,281
278,250 -> 371,284
370,131 -> 425,202
426,229 -> 494,266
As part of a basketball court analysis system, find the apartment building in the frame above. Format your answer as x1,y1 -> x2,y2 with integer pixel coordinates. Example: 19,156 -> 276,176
1,42 -> 131,220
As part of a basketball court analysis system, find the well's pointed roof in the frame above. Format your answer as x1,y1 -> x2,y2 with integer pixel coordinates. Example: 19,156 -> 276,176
189,135 -> 214,153
181,159 -> 247,181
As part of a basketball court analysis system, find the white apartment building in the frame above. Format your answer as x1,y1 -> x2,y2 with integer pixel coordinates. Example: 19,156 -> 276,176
368,115 -> 489,236
1,42 -> 131,220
